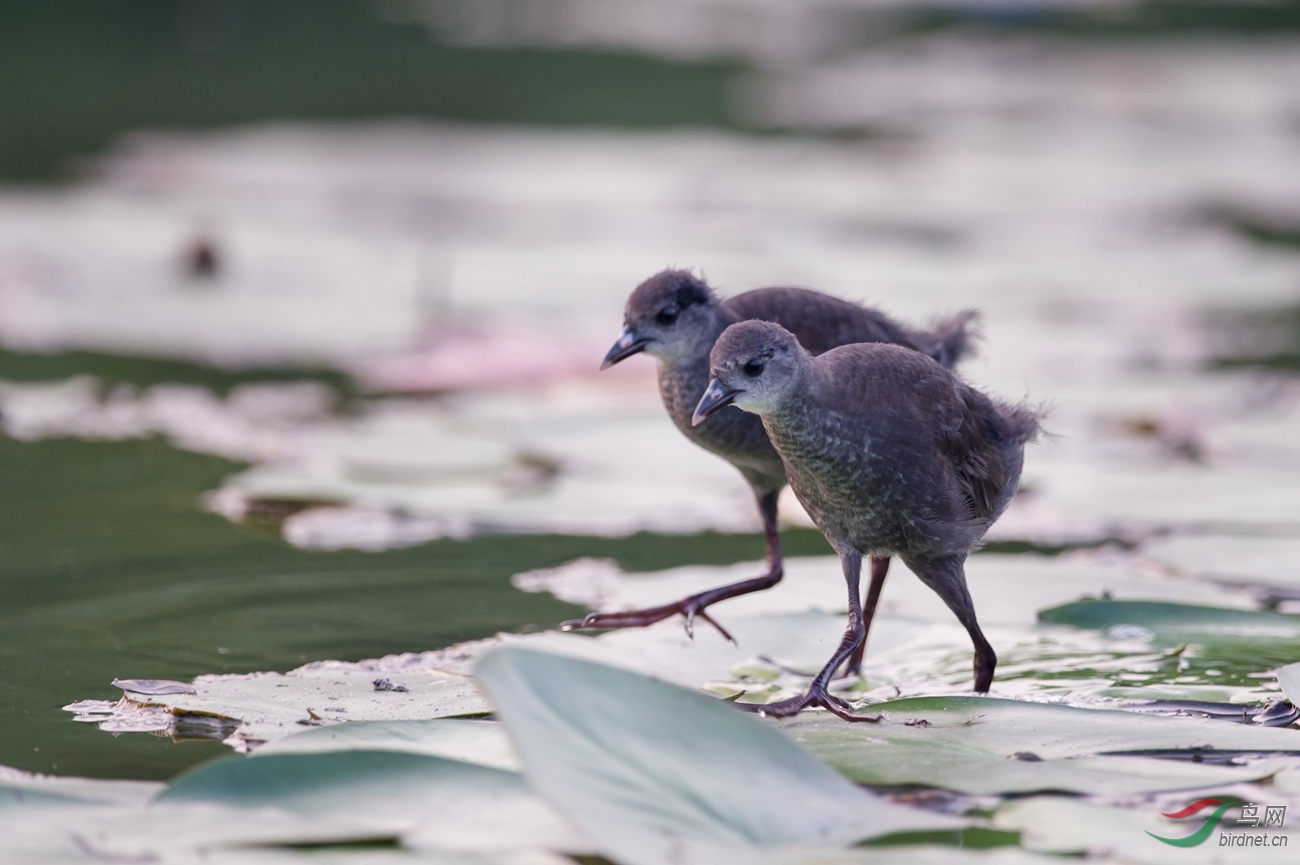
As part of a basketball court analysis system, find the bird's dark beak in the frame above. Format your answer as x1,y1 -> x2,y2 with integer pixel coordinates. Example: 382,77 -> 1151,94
601,326 -> 650,370
692,378 -> 740,426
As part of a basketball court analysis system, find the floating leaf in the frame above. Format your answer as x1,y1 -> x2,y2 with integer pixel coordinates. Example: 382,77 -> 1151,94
111,677 -> 197,695
88,660 -> 491,750
159,750 -> 588,854
1038,600 -> 1300,650
256,719 -> 520,772
517,553 -> 1253,630
1278,662 -> 1300,707
786,696 -> 1300,796
0,766 -> 162,808
994,795 -> 1300,863
1144,535 -> 1300,591
475,646 -> 957,865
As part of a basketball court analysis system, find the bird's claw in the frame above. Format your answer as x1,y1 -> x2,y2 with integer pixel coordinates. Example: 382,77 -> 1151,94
693,609 -> 737,645
736,684 -> 879,722
559,601 -> 736,645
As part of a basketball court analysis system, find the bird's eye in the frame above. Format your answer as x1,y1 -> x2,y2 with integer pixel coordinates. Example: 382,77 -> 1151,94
743,359 -> 765,377
656,306 -> 679,325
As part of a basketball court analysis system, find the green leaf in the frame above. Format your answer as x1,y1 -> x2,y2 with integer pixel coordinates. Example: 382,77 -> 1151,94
255,719 -> 520,771
474,646 -> 956,865
787,696 -> 1300,795
1038,600 -> 1300,648
1278,662 -> 1300,706
157,750 -> 585,853
0,767 -> 162,808
994,795 -> 1300,862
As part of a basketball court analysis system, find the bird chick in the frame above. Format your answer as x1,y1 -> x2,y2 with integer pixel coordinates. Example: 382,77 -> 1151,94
565,269 -> 976,676
695,320 -> 1039,719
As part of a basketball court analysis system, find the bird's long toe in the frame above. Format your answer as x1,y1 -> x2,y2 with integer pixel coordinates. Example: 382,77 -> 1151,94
560,599 -> 736,643
736,685 -> 879,722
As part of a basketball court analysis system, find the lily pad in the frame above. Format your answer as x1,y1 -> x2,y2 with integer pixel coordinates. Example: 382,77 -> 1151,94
1143,534 -> 1300,592
786,696 -> 1300,796
1038,600 -> 1300,653
994,795 -> 1300,864
517,552 -> 1256,629
475,646 -> 958,865
160,750 -> 588,854
255,719 -> 520,772
1279,662 -> 1300,707
73,657 -> 490,751
0,765 -> 162,808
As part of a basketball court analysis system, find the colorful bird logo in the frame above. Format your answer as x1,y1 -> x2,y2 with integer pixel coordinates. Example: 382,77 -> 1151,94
1147,799 -> 1236,847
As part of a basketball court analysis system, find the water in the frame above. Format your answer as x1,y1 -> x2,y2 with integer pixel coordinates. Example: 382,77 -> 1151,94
0,399 -> 845,778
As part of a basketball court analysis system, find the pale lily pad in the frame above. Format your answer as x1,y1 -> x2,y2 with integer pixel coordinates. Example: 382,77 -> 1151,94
1030,462 -> 1300,534
0,796 -> 402,863
475,647 -> 958,865
80,658 -> 490,750
508,613 -> 923,698
703,848 -> 1063,865
785,696 -> 1300,796
1143,534 -> 1300,592
0,765 -> 162,808
994,795 -> 1300,864
1279,662 -> 1300,707
160,750 -> 589,854
111,677 -> 197,695
256,719 -> 520,772
0,760 -> 579,864
516,552 -> 1256,630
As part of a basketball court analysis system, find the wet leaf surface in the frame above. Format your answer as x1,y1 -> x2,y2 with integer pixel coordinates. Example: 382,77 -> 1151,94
475,647 -> 958,865
785,696 -> 1300,795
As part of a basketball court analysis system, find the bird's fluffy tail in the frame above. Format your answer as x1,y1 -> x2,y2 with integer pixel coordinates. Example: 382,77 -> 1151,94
1000,400 -> 1044,446
928,309 -> 981,369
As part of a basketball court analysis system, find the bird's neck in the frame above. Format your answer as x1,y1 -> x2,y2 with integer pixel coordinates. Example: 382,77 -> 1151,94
755,364 -> 826,443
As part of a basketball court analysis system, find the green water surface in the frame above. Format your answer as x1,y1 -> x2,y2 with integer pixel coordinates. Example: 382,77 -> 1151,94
0,384 -> 834,779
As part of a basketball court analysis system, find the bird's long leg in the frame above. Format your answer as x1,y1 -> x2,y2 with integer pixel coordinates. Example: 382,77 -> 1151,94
561,488 -> 784,643
840,555 -> 889,679
905,553 -> 997,693
736,547 -> 879,722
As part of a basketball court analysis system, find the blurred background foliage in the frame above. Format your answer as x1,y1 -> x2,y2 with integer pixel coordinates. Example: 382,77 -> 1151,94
5,0 -> 1300,182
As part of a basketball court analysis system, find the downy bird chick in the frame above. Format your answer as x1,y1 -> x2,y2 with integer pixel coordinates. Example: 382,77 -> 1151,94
565,269 -> 976,676
694,320 -> 1038,719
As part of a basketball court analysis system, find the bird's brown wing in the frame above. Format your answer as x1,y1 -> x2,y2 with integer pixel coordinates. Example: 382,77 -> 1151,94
724,287 -> 924,356
939,386 -> 1009,521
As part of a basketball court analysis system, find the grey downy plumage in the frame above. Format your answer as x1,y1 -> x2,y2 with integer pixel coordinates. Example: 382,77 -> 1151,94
565,269 -> 977,673
694,319 -> 1039,719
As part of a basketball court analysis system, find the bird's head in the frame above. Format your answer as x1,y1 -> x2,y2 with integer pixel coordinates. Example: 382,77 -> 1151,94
601,270 -> 720,369
693,320 -> 804,425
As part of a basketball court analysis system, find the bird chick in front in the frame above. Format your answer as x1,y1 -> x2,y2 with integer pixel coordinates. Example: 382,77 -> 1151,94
566,270 -> 976,676
695,320 -> 1039,720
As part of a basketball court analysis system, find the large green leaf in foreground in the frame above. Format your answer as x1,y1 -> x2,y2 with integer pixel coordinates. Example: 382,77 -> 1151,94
475,646 -> 956,865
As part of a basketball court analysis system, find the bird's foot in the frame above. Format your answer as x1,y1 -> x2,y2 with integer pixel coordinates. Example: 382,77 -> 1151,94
560,599 -> 736,644
735,684 -> 879,722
